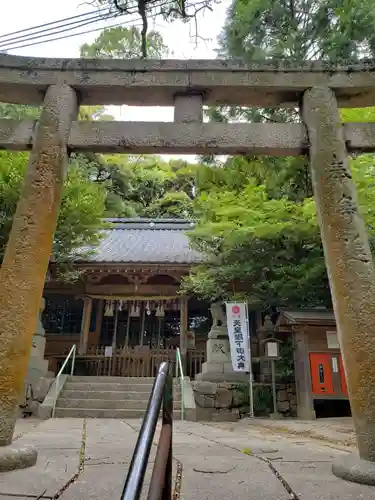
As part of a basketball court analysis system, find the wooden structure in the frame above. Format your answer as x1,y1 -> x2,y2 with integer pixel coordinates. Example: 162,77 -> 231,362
2,55 -> 375,472
43,218 -> 207,378
277,310 -> 348,419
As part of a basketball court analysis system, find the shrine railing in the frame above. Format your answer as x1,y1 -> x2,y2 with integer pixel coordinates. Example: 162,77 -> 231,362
53,347 -> 205,379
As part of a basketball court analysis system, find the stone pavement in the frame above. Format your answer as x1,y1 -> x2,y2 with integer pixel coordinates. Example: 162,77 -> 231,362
232,417 -> 356,450
0,417 -> 374,500
238,417 -> 356,449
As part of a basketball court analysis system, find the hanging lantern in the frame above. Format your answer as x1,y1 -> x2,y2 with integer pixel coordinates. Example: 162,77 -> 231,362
146,301 -> 151,316
156,300 -> 165,318
104,300 -> 111,317
108,300 -> 114,317
130,301 -> 140,317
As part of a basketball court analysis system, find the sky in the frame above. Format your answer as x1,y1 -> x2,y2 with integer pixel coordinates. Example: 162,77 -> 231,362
0,0 -> 230,161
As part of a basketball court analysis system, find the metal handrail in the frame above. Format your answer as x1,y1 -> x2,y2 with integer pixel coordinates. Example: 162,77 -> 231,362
121,362 -> 173,500
52,343 -> 76,418
175,348 -> 185,420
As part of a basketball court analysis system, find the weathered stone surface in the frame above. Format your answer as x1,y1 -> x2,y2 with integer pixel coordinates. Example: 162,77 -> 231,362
0,419 -> 82,495
195,393 -> 215,408
212,409 -> 239,422
206,338 -> 231,363
303,86 -> 375,462
194,381 -> 217,395
4,120 -> 375,156
277,390 -> 288,402
333,454 -> 375,485
232,388 -> 244,406
277,401 -> 290,412
215,388 -> 233,408
201,362 -> 224,374
2,54 -> 375,107
174,94 -> 203,123
0,83 -> 77,445
0,444 -> 37,472
34,377 -> 54,403
194,379 -> 296,420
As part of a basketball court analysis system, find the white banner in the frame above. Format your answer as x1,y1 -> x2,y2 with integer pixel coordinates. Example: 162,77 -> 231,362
225,302 -> 251,372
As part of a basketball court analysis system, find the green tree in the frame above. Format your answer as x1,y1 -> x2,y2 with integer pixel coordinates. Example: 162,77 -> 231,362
214,0 -> 375,125
182,153 -> 375,307
97,0 -> 214,57
0,102 -> 112,122
204,0 -> 375,210
80,26 -> 167,58
98,154 -> 197,218
220,0 -> 375,64
0,151 -> 107,275
144,191 -> 193,217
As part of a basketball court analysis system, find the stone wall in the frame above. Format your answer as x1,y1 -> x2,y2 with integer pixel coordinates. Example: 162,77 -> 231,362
275,383 -> 297,417
193,380 -> 297,421
19,376 -> 54,416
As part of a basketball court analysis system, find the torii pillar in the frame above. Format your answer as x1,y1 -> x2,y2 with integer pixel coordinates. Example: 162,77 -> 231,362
303,86 -> 375,485
0,84 -> 77,471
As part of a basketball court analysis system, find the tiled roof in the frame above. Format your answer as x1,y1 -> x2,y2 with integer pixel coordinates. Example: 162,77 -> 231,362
82,218 -> 202,264
279,308 -> 335,323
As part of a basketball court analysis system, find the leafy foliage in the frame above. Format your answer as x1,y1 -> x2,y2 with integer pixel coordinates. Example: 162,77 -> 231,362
182,152 -> 375,308
80,26 -> 168,59
219,0 -> 375,63
180,0 -> 375,309
97,0 -> 213,57
212,0 -> 375,124
90,155 -> 197,217
0,151 -> 107,269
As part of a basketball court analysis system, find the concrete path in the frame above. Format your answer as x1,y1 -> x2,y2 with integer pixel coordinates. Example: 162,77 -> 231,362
0,418 -> 374,500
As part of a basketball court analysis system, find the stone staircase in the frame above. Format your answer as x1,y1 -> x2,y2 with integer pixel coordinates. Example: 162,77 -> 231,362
54,376 -> 184,419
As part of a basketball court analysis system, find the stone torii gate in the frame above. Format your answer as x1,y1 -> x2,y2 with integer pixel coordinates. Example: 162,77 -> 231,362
1,56 -> 375,482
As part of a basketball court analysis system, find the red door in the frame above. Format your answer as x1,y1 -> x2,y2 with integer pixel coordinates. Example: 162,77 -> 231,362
339,355 -> 348,395
309,353 -> 335,395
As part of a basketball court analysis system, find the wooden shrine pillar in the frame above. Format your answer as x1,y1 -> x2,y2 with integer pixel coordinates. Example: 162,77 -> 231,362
79,297 -> 93,355
94,299 -> 105,346
180,297 -> 188,372
0,83 -> 77,466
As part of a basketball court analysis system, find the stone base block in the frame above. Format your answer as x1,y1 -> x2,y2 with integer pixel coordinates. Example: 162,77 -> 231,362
0,444 -> 37,472
223,362 -> 235,373
206,338 -> 231,364
201,362 -> 224,374
196,371 -> 248,383
297,405 -> 316,420
269,412 -> 282,420
332,453 -> 375,485
195,407 -> 239,422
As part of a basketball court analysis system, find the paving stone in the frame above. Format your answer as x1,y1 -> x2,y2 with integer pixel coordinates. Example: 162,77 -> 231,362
0,452 -> 79,497
180,455 -> 289,500
0,419 -> 83,497
273,461 -> 375,499
61,460 -> 178,500
1,417 -> 374,500
0,496 -> 51,499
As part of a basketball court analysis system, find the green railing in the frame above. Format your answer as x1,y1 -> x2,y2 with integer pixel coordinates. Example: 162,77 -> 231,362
175,348 -> 185,420
52,343 -> 76,417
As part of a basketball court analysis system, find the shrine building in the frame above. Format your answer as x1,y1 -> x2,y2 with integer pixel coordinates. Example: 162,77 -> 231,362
42,218 -> 210,378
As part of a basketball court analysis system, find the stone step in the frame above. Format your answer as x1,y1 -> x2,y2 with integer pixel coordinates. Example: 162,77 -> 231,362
54,407 -> 183,419
68,376 -> 181,384
57,398 -> 182,410
68,376 -> 156,383
61,390 -> 181,400
63,382 -> 155,392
